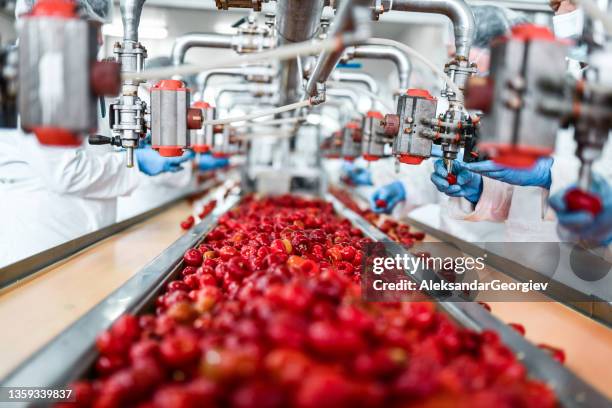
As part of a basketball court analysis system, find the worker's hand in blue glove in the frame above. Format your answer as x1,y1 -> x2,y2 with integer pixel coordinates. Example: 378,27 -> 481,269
135,146 -> 194,176
431,159 -> 483,204
464,157 -> 553,189
370,181 -> 406,214
198,154 -> 229,172
351,167 -> 373,186
549,174 -> 612,246
341,162 -> 373,186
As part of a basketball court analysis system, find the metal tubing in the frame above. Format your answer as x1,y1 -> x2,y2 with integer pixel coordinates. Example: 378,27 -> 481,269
305,0 -> 371,97
120,0 -> 146,43
196,67 -> 276,95
327,88 -> 361,110
171,33 -> 234,66
344,41 -> 412,90
391,0 -> 475,59
276,0 -> 325,104
333,71 -> 379,94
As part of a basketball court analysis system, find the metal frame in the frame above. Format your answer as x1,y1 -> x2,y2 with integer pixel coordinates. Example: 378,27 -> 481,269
0,177 -> 222,290
325,193 -> 609,408
0,193 -> 241,393
1,191 -> 608,407
348,185 -> 612,327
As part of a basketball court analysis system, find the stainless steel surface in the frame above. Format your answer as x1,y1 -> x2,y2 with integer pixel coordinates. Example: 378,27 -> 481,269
18,17 -> 98,135
150,84 -> 191,151
392,91 -> 437,160
333,71 -> 379,94
0,193 -> 241,395
170,33 -> 233,66
480,34 -> 566,153
326,192 -> 611,408
120,0 -> 146,43
391,0 -> 475,60
0,178 -> 221,290
276,0 -> 325,104
343,41 -> 412,90
305,0 -> 372,97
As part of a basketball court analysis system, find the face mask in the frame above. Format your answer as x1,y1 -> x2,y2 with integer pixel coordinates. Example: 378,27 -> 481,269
553,8 -> 585,39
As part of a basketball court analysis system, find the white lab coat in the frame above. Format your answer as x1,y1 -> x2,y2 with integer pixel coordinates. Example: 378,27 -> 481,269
369,156 -> 508,242
116,166 -> 194,221
447,130 -> 612,242
0,130 -> 140,268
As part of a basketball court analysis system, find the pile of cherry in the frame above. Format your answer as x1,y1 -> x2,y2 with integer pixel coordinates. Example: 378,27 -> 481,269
61,195 -> 557,408
330,187 -> 425,247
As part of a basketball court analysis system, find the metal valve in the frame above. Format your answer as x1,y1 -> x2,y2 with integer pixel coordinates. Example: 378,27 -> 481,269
341,121 -> 363,161
212,126 -> 240,158
386,89 -> 438,165
215,0 -> 262,11
361,110 -> 388,161
150,79 -> 201,157
466,24 -> 568,168
321,131 -> 343,159
18,0 -> 121,146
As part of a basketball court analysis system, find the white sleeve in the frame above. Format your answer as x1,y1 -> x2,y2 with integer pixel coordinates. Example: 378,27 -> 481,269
445,177 -> 514,222
24,141 -> 141,199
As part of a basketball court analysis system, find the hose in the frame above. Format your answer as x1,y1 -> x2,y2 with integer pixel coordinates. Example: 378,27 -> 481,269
204,100 -> 312,126
232,116 -> 307,128
369,38 -> 462,97
122,37 -> 346,81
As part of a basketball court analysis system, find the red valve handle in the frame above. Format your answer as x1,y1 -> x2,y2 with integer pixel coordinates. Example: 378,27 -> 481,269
564,188 -> 603,216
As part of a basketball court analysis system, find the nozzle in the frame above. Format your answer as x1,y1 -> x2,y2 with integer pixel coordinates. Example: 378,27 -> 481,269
127,146 -> 135,168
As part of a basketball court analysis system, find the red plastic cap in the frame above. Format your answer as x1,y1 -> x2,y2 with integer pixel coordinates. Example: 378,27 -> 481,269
192,101 -> 212,109
33,127 -> 81,146
480,143 -> 553,169
407,89 -> 435,100
511,24 -> 556,42
398,154 -> 425,165
366,111 -> 383,119
153,146 -> 184,157
192,144 -> 211,153
343,156 -> 356,162
30,0 -> 78,18
363,154 -> 380,162
346,122 -> 361,130
153,79 -> 187,91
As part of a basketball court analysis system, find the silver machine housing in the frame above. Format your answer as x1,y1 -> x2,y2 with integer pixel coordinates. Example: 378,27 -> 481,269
392,91 -> 438,164
150,82 -> 191,153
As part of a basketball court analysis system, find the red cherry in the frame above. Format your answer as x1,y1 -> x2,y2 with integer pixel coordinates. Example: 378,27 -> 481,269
183,248 -> 203,267
509,323 -> 526,336
159,332 -> 200,368
538,343 -> 566,364
167,280 -> 190,293
180,216 -> 195,230
375,199 -> 387,208
564,188 -> 603,216
447,174 -> 458,185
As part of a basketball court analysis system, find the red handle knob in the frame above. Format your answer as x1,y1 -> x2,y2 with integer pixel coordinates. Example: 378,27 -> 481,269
564,188 -> 603,216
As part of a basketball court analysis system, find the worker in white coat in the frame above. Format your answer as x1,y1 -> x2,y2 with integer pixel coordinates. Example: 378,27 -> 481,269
431,0 -> 612,244
347,5 -> 527,242
0,0 -> 193,267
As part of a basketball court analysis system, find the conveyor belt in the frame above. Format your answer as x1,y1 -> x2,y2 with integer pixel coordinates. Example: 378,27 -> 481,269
1,192 -> 609,407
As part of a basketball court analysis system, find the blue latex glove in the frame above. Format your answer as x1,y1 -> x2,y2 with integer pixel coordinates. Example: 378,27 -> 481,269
198,154 -> 229,172
351,167 -> 373,186
549,174 -> 612,246
464,158 -> 553,189
341,162 -> 372,186
135,146 -> 194,176
370,181 -> 406,214
431,159 -> 483,204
